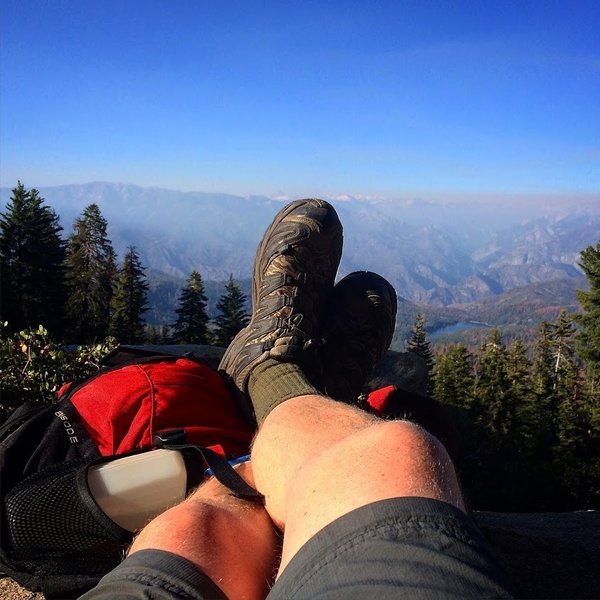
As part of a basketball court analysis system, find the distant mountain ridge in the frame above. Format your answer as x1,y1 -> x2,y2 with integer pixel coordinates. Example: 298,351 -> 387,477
1,182 -> 598,308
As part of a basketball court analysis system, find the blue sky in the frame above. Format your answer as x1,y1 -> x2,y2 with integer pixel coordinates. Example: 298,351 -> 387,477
1,0 -> 599,198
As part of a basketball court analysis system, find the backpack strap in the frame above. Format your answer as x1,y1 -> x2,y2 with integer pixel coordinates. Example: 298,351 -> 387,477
0,402 -> 47,440
154,429 -> 263,502
101,345 -> 217,367
101,345 -> 181,367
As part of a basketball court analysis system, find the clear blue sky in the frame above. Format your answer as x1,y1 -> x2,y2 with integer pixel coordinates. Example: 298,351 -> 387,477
1,0 -> 598,198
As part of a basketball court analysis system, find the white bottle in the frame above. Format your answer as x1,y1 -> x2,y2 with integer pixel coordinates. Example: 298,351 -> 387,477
87,449 -> 187,532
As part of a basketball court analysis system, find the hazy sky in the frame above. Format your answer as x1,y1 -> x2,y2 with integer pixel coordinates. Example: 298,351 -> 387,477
1,1 -> 598,198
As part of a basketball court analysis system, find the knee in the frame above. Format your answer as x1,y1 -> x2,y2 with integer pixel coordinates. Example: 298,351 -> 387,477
363,419 -> 451,465
352,419 -> 463,510
287,417 -> 464,519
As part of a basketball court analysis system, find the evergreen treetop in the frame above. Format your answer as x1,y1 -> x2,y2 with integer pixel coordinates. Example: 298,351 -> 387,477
407,313 -> 434,367
474,329 -> 516,438
432,343 -> 474,411
532,321 -> 555,399
65,204 -> 116,343
109,246 -> 148,344
574,242 -> 600,392
172,270 -> 211,345
213,275 -> 249,347
0,182 -> 66,335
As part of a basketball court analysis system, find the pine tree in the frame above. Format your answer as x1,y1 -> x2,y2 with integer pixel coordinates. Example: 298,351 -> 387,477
469,330 -> 530,509
548,308 -> 597,506
407,313 -> 434,388
109,247 -> 149,343
573,242 -> 600,396
432,344 -> 474,412
213,275 -> 249,347
507,337 -> 532,401
528,320 -> 561,453
551,310 -> 578,401
172,271 -> 211,344
570,244 -> 600,507
532,321 -> 556,401
474,329 -> 515,438
64,204 -> 116,342
0,182 -> 66,335
506,337 -> 537,452
530,313 -> 579,445
507,337 -> 533,430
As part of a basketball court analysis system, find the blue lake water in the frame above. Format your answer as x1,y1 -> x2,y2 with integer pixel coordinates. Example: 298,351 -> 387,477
430,321 -> 490,338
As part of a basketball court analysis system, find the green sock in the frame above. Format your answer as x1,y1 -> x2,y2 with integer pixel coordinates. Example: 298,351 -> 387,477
248,359 -> 321,425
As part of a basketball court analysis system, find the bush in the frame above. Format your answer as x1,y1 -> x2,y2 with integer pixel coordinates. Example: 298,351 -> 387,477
0,323 -> 116,422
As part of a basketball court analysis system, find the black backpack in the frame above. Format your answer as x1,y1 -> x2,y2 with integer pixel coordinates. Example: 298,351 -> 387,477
0,347 -> 258,598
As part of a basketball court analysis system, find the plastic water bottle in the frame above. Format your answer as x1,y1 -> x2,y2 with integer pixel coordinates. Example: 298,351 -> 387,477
87,449 -> 187,531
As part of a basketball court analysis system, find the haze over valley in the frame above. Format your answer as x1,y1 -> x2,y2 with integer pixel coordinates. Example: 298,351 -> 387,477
1,182 -> 596,346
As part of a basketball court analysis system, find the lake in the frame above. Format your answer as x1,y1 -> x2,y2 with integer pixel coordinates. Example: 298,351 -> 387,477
429,321 -> 490,338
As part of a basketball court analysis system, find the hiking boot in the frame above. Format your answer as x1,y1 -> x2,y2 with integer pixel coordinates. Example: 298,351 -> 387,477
219,199 -> 343,419
320,271 -> 397,404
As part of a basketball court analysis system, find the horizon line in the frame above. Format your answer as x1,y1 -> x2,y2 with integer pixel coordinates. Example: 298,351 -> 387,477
1,179 -> 599,206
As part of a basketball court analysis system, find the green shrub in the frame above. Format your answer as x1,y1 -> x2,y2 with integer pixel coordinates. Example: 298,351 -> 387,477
0,322 -> 116,422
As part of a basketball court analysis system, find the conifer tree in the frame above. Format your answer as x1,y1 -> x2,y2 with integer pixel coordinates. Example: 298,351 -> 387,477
530,314 -> 579,443
506,337 -> 537,451
528,320 -> 562,455
432,344 -> 474,412
64,204 -> 116,342
548,308 -> 597,505
570,245 -> 600,507
532,322 -> 555,400
506,337 -> 532,400
172,270 -> 211,344
506,338 -> 533,413
407,313 -> 434,389
573,242 -> 600,396
109,247 -> 148,343
474,329 -> 515,438
551,309 -> 578,401
468,330 -> 528,509
213,275 -> 249,347
553,366 -> 600,508
0,182 -> 66,335
524,313 -> 587,508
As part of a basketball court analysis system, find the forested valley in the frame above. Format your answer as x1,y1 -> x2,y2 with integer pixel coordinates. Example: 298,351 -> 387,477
1,183 -> 599,511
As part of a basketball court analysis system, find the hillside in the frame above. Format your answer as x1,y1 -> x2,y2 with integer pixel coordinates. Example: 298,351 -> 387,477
1,183 -> 598,310
367,274 -> 584,350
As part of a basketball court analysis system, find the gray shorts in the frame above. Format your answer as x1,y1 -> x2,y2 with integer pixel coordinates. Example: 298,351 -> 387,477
268,496 -> 516,599
82,497 -> 516,600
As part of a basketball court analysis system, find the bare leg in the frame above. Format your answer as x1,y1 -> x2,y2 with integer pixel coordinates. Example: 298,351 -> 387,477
251,395 -> 464,576
129,462 -> 280,600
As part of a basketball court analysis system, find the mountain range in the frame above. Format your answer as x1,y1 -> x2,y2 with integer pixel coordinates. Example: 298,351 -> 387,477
1,182 -> 597,342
